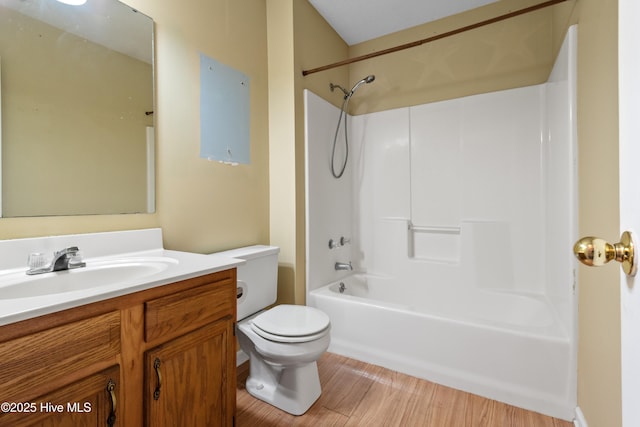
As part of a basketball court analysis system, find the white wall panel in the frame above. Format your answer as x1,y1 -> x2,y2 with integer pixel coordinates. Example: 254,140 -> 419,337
351,108 -> 410,272
410,100 -> 462,227
304,90 -> 354,295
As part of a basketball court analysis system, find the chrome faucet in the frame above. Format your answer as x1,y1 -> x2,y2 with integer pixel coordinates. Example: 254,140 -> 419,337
335,261 -> 353,271
27,246 -> 86,275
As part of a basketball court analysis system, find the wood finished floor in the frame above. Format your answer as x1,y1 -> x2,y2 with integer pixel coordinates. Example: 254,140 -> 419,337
236,352 -> 573,427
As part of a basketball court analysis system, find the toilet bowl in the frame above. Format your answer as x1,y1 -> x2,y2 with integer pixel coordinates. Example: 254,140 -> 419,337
236,305 -> 330,415
212,245 -> 331,415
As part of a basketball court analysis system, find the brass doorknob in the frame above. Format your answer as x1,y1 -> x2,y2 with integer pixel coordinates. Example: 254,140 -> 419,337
573,231 -> 637,276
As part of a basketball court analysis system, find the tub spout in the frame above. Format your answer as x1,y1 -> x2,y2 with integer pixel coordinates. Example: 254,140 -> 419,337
335,261 -> 353,271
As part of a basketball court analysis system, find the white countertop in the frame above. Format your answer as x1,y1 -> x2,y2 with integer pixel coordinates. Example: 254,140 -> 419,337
0,229 -> 244,326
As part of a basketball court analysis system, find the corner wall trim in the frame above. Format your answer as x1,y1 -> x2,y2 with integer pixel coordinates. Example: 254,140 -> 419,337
574,407 -> 588,427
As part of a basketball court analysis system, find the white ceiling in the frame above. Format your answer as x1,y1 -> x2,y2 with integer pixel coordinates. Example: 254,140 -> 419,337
308,0 -> 499,45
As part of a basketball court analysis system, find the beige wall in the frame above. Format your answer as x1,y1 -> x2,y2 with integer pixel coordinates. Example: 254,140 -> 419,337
347,0 -> 559,115
131,0 -> 270,254
573,1 -> 621,425
0,0 -> 271,255
293,1 -> 350,109
266,0 -> 297,304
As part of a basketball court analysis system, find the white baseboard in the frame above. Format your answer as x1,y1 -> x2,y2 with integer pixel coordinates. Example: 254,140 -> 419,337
574,407 -> 588,427
237,349 -> 249,366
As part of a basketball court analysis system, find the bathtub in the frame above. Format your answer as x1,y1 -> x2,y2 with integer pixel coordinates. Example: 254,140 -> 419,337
309,274 -> 574,421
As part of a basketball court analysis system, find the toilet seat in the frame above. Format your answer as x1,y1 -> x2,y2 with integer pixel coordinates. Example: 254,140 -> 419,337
251,305 -> 330,343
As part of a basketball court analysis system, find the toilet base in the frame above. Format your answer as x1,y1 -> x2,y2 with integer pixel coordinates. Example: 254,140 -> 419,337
245,360 -> 322,416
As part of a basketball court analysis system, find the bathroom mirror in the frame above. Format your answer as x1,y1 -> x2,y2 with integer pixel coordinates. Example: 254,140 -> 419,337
0,0 -> 154,217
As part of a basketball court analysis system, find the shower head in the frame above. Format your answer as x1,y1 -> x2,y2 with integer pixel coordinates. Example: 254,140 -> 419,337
330,75 -> 376,100
348,75 -> 375,97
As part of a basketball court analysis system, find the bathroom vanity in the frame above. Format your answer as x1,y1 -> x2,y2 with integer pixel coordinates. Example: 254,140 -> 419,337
0,229 -> 241,426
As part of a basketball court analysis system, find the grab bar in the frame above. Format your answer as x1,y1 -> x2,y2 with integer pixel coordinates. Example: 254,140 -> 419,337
409,223 -> 460,234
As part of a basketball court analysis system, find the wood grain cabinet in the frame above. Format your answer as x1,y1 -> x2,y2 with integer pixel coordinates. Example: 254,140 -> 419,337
143,276 -> 235,426
0,366 -> 120,427
145,320 -> 233,426
0,269 -> 236,427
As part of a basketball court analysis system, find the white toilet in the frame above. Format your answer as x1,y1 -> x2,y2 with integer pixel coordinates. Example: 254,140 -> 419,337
216,245 -> 331,415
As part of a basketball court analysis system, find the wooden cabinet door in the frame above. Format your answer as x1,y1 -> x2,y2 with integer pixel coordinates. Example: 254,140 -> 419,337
144,320 -> 233,427
0,366 -> 120,427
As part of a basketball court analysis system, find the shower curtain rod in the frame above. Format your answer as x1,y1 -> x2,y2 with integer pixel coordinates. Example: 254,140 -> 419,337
301,0 -> 569,76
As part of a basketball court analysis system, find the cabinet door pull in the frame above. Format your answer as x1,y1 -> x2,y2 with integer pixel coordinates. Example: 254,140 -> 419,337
153,358 -> 162,400
106,379 -> 117,427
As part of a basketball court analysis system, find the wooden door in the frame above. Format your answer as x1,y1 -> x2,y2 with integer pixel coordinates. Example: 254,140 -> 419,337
0,366 -> 119,427
144,320 -> 233,427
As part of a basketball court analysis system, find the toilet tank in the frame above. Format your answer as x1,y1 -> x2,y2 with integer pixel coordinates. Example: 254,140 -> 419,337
213,245 -> 279,321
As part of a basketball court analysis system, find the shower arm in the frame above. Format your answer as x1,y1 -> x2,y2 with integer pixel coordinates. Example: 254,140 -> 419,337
330,83 -> 350,98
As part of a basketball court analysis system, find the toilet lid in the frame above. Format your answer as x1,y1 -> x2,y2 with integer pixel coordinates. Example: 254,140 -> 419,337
251,305 -> 330,343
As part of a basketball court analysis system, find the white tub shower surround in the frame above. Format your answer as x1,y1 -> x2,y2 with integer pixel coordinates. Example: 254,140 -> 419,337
304,26 -> 578,421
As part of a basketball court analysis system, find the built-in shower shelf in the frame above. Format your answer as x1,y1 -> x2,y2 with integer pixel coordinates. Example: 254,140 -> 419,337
408,222 -> 461,263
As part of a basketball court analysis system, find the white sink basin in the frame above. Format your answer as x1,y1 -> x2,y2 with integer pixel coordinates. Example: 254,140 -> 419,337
0,257 -> 178,299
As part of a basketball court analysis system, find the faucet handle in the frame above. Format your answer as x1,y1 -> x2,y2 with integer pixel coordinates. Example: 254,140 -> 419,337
68,250 -> 85,268
27,252 -> 48,270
